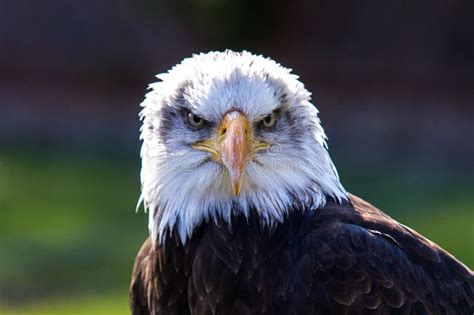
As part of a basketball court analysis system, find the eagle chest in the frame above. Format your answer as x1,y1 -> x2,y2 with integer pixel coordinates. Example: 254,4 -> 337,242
159,219 -> 315,314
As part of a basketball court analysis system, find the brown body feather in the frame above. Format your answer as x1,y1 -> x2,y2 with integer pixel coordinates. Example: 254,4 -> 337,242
130,194 -> 474,314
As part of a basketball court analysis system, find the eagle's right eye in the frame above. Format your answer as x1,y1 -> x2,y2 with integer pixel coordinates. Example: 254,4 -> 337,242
186,111 -> 205,128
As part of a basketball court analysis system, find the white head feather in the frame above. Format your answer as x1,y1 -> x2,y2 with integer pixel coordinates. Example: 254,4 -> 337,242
139,51 -> 347,244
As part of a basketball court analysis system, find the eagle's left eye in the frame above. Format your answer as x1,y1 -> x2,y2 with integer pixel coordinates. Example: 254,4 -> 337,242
261,112 -> 277,128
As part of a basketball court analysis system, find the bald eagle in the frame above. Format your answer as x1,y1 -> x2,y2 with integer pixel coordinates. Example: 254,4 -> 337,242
130,51 -> 473,314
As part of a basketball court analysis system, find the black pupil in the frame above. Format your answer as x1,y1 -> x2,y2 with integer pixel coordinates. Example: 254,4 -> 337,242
190,113 -> 201,124
265,114 -> 272,123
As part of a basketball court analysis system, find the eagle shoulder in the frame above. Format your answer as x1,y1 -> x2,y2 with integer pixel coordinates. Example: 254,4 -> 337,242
301,193 -> 474,314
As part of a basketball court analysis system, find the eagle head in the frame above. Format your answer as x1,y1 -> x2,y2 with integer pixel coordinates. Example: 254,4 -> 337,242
139,51 -> 347,243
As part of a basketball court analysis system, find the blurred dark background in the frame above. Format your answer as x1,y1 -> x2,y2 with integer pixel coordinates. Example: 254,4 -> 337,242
1,0 -> 473,313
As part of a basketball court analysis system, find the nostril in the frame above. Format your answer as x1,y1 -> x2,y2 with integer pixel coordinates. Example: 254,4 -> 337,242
244,128 -> 248,136
221,128 -> 227,135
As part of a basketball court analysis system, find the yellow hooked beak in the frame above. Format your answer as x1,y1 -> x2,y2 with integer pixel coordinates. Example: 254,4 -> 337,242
192,111 -> 269,196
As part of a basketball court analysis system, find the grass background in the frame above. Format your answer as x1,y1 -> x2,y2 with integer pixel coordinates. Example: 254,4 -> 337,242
0,150 -> 472,314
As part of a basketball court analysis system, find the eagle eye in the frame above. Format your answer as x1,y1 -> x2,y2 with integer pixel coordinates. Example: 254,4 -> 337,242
186,111 -> 205,128
261,111 -> 277,129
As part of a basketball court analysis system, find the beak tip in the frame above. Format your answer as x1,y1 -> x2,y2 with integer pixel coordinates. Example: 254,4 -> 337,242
232,182 -> 241,196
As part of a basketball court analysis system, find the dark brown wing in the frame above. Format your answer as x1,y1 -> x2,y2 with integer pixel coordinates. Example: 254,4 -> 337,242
300,194 -> 474,314
129,234 -> 194,315
129,239 -> 151,315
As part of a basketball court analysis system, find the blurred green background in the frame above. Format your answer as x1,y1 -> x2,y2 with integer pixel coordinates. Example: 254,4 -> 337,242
1,0 -> 473,314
